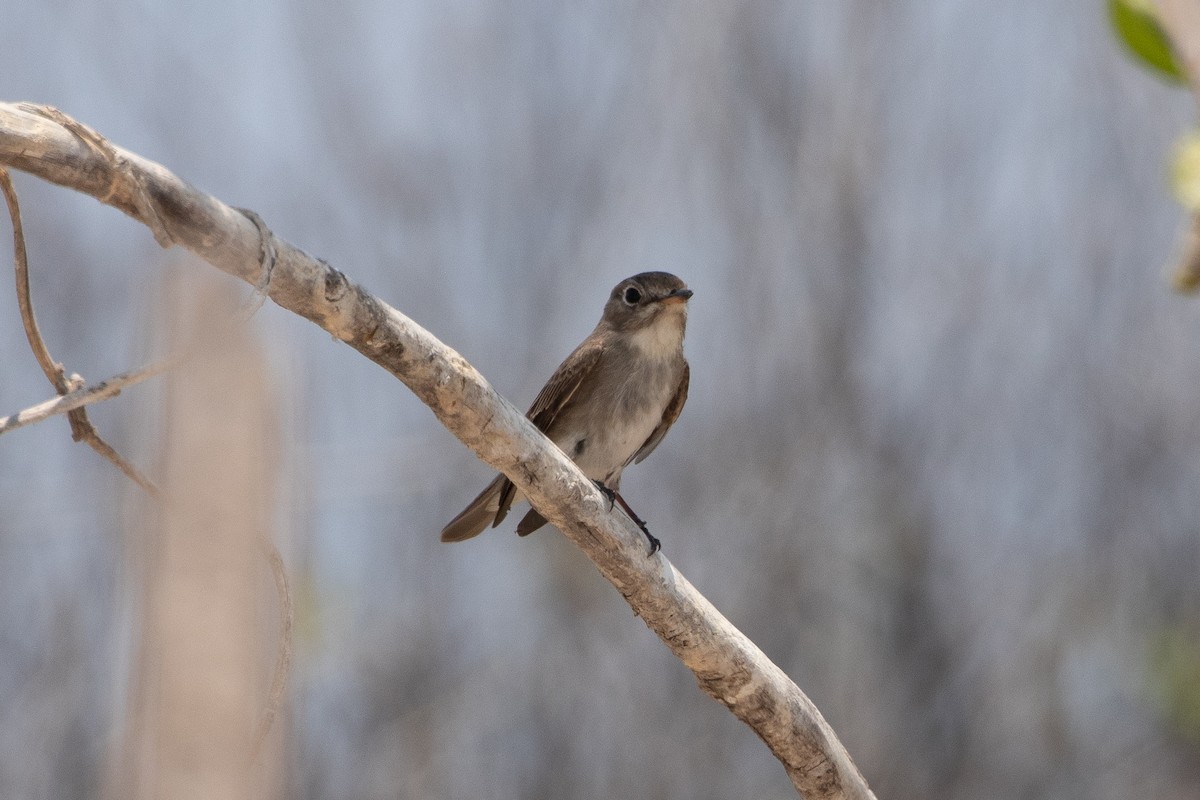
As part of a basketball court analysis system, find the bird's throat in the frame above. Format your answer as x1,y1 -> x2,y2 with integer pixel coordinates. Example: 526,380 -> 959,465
627,315 -> 685,359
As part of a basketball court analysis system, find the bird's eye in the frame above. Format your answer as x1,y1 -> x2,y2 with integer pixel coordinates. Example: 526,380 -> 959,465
623,286 -> 642,305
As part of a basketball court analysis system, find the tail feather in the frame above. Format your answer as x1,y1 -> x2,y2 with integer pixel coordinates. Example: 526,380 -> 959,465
515,509 -> 547,536
439,474 -> 516,542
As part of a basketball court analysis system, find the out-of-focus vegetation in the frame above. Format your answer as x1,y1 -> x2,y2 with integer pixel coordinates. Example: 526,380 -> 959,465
3,3 -> 1200,798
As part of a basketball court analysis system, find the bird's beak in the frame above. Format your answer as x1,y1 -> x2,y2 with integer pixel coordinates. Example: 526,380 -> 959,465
660,288 -> 693,305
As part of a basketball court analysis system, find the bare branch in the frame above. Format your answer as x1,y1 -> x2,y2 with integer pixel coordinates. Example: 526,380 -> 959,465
0,359 -> 172,436
2,166 -> 68,391
0,101 -> 875,799
84,426 -> 160,495
1,164 -> 160,495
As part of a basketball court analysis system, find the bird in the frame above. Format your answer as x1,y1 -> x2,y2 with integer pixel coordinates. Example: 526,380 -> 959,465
439,271 -> 692,554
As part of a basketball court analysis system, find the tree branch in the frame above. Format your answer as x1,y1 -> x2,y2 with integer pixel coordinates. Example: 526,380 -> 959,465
2,163 -> 159,495
0,101 -> 875,799
0,359 -> 171,436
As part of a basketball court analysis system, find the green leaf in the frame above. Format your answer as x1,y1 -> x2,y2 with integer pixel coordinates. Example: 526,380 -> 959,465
1108,0 -> 1187,84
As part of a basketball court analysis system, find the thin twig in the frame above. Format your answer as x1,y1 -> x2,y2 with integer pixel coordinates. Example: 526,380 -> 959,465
2,167 -> 65,390
1,166 -> 160,496
0,359 -> 174,436
87,431 -> 160,495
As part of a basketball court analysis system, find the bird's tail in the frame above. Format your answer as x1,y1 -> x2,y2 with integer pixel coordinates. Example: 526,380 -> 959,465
439,474 -> 515,542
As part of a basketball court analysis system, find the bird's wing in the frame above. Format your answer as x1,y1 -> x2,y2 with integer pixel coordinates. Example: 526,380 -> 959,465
489,339 -> 605,525
525,337 -> 605,433
632,360 -> 689,465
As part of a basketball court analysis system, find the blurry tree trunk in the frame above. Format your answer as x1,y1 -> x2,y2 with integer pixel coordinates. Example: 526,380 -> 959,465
111,273 -> 282,799
0,102 -> 873,800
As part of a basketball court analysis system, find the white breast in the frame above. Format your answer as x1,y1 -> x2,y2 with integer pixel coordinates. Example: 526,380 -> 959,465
627,313 -> 685,359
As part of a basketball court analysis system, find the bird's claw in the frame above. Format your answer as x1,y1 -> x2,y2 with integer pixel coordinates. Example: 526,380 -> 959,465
594,480 -> 661,557
641,526 -> 661,556
593,480 -> 617,511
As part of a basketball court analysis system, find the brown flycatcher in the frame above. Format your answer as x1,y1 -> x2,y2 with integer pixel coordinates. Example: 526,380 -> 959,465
439,271 -> 692,554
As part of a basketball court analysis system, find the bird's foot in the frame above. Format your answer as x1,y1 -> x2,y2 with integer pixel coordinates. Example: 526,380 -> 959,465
593,480 -> 617,511
594,480 -> 661,556
639,525 -> 661,556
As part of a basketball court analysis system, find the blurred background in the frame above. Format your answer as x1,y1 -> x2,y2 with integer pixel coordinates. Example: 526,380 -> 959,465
3,2 -> 1200,798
